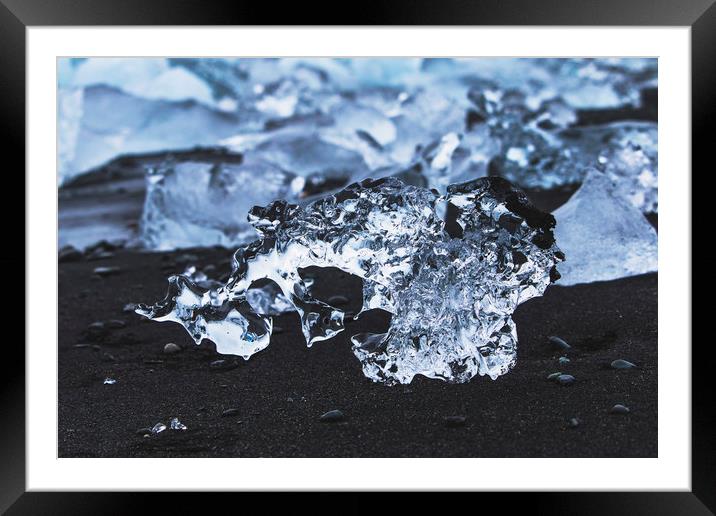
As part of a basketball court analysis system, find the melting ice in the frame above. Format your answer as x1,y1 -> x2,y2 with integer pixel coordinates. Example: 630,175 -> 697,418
137,177 -> 563,384
553,169 -> 657,285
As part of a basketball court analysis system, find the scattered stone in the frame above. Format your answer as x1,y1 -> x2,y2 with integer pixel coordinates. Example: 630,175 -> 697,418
209,359 -> 239,371
547,372 -> 563,381
58,245 -> 83,263
326,295 -> 349,306
556,374 -> 575,385
102,353 -> 116,362
86,321 -> 105,332
72,343 -> 91,349
163,342 -> 182,354
558,356 -> 571,365
136,427 -> 152,436
103,378 -> 117,385
222,408 -> 241,417
122,303 -> 137,313
93,266 -> 121,277
567,417 -> 580,428
143,359 -> 164,365
319,409 -> 345,422
169,417 -> 187,430
444,415 -> 467,427
610,404 -> 630,414
151,422 -> 166,434
105,319 -> 126,329
611,359 -> 637,369
548,336 -> 571,350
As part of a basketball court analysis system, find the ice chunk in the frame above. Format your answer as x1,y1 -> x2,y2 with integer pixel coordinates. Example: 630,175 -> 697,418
596,122 -> 658,213
138,176 -> 562,384
140,157 -> 305,250
169,417 -> 187,431
58,85 -> 259,184
553,169 -> 657,285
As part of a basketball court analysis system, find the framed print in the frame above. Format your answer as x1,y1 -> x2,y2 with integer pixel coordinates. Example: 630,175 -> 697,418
2,0 -> 709,512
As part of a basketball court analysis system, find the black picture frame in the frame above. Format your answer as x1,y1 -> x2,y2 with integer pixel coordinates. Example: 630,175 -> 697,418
1,0 -> 706,513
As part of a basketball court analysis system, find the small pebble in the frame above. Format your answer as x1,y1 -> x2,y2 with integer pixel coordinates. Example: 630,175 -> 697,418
567,417 -> 580,428
548,336 -> 571,350
209,359 -> 239,371
151,422 -> 166,434
143,359 -> 164,365
86,321 -> 105,332
94,266 -> 121,277
319,409 -> 345,422
610,404 -> 630,414
547,372 -> 563,381
222,408 -> 241,417
444,416 -> 467,427
103,378 -> 117,385
101,353 -> 116,362
558,356 -> 571,365
105,319 -> 126,329
72,343 -> 91,349
327,295 -> 349,306
136,427 -> 152,436
611,359 -> 637,369
163,342 -> 182,354
556,374 -> 575,385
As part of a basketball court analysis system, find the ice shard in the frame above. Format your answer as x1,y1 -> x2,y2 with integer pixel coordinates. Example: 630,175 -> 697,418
553,169 -> 657,286
137,176 -> 563,384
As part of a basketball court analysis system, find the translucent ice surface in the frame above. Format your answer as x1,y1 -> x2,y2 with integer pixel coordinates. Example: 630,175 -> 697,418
137,177 -> 563,384
553,169 -> 657,285
140,156 -> 304,250
59,85 -> 253,184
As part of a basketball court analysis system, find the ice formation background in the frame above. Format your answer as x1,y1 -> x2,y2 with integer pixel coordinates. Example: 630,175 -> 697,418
58,57 -> 658,286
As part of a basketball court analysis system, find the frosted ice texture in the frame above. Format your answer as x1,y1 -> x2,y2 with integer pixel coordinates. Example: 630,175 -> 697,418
137,177 -> 563,384
553,169 -> 657,285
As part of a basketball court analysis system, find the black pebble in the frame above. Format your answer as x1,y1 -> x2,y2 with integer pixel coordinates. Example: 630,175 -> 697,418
548,336 -> 571,350
94,266 -> 121,277
105,319 -> 126,329
444,415 -> 467,427
610,404 -> 630,415
209,359 -> 240,371
320,409 -> 345,422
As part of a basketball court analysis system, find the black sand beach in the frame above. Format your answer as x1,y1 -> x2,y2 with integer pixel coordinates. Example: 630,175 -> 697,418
58,245 -> 657,458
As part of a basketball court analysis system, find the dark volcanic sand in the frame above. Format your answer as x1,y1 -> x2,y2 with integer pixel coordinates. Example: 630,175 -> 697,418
58,247 -> 657,457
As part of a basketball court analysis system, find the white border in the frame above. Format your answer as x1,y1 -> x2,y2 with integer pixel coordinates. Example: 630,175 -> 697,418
28,27 -> 691,491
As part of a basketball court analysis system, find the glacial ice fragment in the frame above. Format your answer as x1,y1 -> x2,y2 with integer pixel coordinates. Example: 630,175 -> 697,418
138,176 -> 562,384
553,169 -> 657,285
139,155 -> 345,250
169,417 -> 187,431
